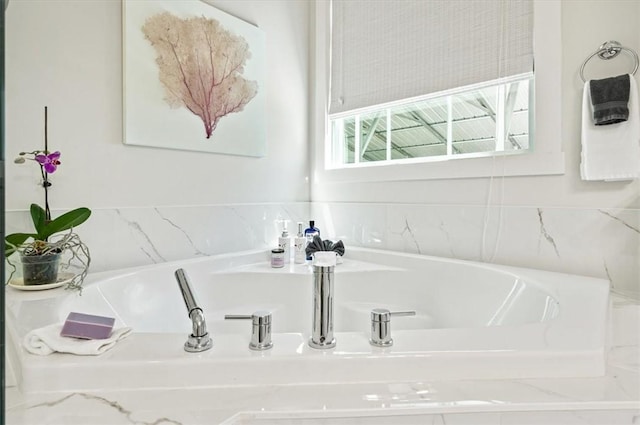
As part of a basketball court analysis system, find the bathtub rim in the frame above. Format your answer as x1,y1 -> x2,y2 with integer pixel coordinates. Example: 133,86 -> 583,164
5,247 -> 610,394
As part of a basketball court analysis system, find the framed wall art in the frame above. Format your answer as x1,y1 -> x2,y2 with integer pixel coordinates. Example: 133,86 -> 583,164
123,0 -> 266,157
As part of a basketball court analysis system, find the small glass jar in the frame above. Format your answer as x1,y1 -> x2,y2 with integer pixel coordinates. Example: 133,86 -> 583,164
271,248 -> 285,268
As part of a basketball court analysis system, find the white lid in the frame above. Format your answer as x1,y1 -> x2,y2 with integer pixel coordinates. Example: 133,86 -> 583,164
312,251 -> 337,267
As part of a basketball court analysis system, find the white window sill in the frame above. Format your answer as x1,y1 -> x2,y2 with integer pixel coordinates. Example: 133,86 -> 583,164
316,150 -> 565,183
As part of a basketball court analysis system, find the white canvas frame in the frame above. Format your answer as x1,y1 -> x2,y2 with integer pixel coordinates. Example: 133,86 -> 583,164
123,0 -> 266,157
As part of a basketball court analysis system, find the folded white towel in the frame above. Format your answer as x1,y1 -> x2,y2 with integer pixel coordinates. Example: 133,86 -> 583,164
581,74 -> 640,181
23,324 -> 133,356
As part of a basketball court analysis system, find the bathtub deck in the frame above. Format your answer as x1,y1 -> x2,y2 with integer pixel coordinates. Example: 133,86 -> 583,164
5,294 -> 639,425
5,248 -> 611,394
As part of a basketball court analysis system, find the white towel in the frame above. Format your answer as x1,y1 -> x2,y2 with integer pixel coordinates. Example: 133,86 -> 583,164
581,74 -> 640,181
23,324 -> 133,356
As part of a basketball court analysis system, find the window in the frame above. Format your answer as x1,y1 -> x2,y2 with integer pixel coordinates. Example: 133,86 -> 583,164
313,0 -> 565,182
329,75 -> 533,169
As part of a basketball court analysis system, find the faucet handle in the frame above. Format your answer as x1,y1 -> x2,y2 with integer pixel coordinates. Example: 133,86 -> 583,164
225,311 -> 273,351
371,308 -> 416,322
370,308 -> 416,347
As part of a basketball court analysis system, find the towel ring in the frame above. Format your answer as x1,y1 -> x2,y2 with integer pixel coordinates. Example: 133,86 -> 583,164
580,41 -> 639,83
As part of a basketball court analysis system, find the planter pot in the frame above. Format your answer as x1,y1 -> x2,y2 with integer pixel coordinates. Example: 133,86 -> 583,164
21,252 -> 61,285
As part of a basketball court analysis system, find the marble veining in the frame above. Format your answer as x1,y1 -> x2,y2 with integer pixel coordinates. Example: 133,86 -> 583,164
154,208 -> 208,257
398,218 -> 422,254
23,392 -> 183,425
116,209 -> 167,264
604,261 -> 614,287
537,208 -> 560,258
599,209 -> 640,234
437,219 -> 457,258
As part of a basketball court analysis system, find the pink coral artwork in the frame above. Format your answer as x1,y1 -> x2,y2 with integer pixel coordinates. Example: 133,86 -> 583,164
123,0 -> 266,157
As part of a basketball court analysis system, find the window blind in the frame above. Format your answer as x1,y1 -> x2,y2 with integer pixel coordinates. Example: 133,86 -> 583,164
329,0 -> 533,115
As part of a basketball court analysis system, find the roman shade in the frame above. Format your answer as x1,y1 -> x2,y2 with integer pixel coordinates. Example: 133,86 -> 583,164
329,0 -> 534,115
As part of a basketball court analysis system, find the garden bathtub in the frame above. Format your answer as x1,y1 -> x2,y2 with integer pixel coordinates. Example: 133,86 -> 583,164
5,247 -> 610,394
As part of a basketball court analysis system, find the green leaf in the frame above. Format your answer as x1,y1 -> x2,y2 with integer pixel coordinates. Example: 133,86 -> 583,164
39,208 -> 92,240
30,204 -> 47,235
4,232 -> 36,257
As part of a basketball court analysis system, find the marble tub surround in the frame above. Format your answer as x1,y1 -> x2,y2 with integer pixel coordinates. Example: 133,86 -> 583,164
313,202 -> 640,300
4,203 -> 309,273
6,202 -> 636,299
4,295 -> 639,425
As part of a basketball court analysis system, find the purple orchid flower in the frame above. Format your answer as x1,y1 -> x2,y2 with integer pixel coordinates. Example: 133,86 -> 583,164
35,151 -> 61,174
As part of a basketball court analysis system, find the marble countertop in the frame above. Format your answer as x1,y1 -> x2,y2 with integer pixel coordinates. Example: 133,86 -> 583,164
5,295 -> 639,425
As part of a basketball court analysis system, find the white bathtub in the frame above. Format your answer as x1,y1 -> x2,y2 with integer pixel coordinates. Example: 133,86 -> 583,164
5,247 -> 610,394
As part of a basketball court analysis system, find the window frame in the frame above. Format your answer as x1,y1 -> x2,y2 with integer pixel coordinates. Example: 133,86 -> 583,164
328,74 -> 534,168
312,0 -> 564,183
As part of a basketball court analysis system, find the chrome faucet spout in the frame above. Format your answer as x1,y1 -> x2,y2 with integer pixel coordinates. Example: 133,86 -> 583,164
174,268 -> 213,352
309,264 -> 336,349
175,268 -> 198,316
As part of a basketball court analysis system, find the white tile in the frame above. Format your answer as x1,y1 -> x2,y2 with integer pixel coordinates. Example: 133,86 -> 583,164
313,203 -> 640,301
5,203 -> 310,273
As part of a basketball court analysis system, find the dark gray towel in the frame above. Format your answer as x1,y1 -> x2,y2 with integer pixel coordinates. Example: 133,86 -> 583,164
305,235 -> 345,258
589,74 -> 630,125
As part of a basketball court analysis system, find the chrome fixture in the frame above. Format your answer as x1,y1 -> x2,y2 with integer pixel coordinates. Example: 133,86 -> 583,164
225,311 -> 273,351
175,268 -> 213,353
370,308 -> 416,347
580,40 -> 639,83
309,262 -> 336,349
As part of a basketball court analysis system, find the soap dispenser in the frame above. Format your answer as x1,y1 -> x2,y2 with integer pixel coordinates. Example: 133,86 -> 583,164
278,220 -> 291,264
294,222 -> 306,264
304,220 -> 320,260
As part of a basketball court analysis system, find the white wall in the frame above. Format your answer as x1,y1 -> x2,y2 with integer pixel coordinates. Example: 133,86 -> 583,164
4,0 -> 639,296
309,0 -> 640,299
312,0 -> 640,210
5,0 -> 310,211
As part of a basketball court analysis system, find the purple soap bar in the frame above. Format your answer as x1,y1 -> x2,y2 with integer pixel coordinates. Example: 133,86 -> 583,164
60,312 -> 115,340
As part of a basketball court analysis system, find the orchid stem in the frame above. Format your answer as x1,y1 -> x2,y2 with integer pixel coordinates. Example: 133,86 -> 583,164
43,106 -> 51,222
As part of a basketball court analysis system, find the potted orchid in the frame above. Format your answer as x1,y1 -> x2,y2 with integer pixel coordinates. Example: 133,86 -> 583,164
5,110 -> 91,289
